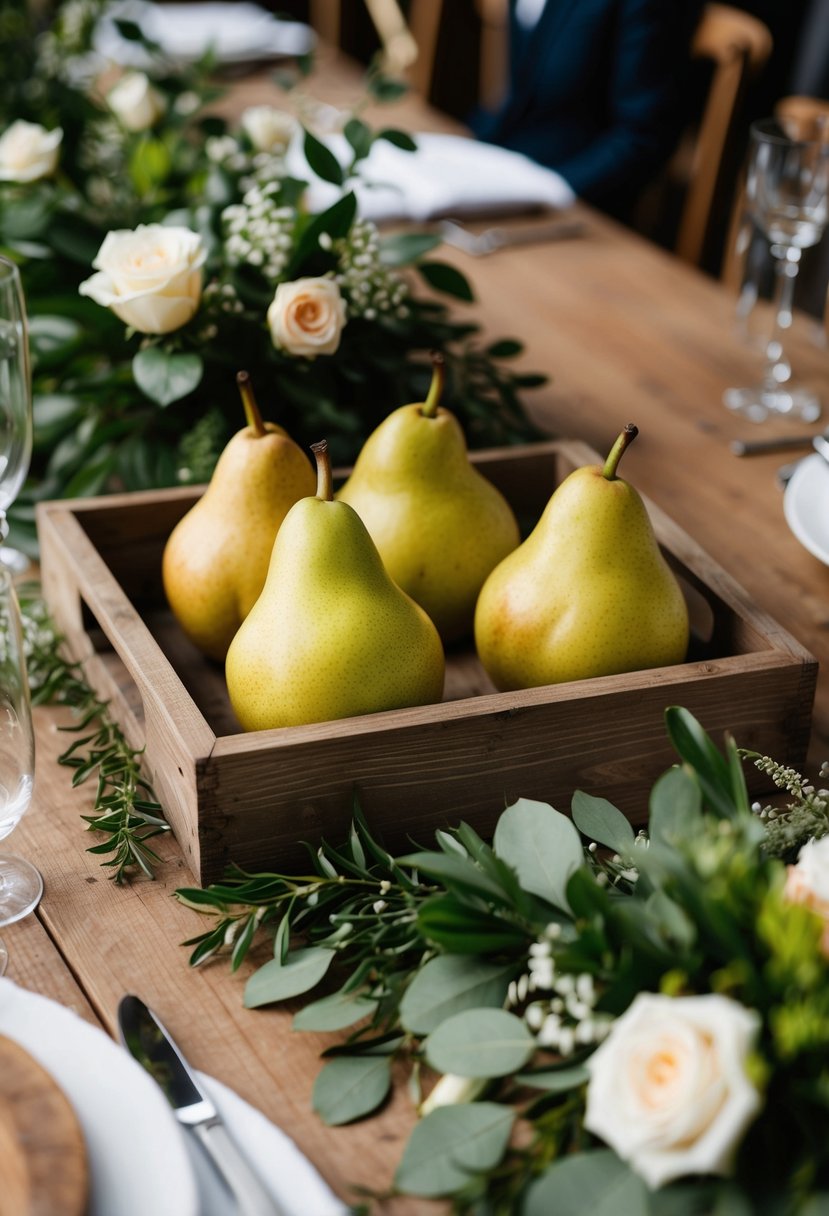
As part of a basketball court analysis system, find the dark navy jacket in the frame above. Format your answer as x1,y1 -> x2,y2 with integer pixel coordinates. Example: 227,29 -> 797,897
472,0 -> 705,214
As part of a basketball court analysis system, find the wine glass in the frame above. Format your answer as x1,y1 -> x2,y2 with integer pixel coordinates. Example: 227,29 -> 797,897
0,256 -> 33,572
723,117 -> 829,422
0,565 -> 41,925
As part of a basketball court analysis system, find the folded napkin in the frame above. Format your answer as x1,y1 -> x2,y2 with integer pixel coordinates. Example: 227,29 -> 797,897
0,978 -> 347,1216
295,131 -> 576,224
95,0 -> 315,67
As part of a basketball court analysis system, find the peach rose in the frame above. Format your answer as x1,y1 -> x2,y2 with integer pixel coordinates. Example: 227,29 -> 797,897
784,835 -> 829,956
267,277 -> 347,357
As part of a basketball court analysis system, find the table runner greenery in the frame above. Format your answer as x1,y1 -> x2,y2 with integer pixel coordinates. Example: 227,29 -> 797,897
1,0 -> 542,557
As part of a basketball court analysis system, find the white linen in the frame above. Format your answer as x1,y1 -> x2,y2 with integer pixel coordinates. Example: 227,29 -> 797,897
294,131 -> 576,224
783,451 -> 829,566
95,1 -> 315,67
0,978 -> 347,1216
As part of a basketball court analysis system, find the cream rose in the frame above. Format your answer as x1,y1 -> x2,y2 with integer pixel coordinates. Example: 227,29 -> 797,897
79,225 -> 206,335
240,105 -> 296,153
107,72 -> 165,132
584,992 -> 762,1190
784,835 -> 829,955
268,277 -> 347,357
0,120 -> 63,183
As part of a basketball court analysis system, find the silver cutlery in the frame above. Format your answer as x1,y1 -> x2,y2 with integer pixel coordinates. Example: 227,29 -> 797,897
731,431 -> 827,456
118,995 -> 285,1216
777,434 -> 829,489
438,216 -> 587,256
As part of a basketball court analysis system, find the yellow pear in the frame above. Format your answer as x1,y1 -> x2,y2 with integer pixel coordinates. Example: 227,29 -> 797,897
336,354 -> 520,644
226,440 -> 445,731
474,424 -> 689,690
162,371 -> 315,661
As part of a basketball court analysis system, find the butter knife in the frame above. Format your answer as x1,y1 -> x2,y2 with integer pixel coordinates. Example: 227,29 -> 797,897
117,994 -> 285,1216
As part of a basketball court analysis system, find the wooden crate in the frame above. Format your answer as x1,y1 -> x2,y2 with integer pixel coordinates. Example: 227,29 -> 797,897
36,440 -> 817,885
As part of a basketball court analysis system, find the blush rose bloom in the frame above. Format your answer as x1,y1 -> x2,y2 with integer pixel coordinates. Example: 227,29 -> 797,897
784,835 -> 829,955
267,277 -> 347,357
0,120 -> 63,182
79,225 -> 206,335
107,71 -> 165,132
584,992 -> 762,1190
240,105 -> 296,153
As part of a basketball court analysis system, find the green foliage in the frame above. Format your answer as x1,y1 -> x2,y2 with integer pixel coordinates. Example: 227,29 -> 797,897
175,708 -> 829,1212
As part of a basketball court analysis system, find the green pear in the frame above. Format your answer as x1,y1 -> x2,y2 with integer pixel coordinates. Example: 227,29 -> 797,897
162,371 -> 315,661
226,440 -> 445,731
336,355 -> 520,643
474,424 -> 689,690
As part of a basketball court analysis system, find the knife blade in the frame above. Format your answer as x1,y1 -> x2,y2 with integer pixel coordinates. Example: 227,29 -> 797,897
117,994 -> 286,1216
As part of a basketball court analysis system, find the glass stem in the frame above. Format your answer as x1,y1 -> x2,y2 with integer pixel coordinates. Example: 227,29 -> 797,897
762,244 -> 801,392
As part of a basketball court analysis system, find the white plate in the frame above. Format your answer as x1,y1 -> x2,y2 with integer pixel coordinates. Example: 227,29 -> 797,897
0,979 -> 198,1216
783,451 -> 829,566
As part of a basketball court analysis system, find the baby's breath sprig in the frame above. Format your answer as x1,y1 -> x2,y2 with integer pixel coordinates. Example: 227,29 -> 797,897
741,749 -> 829,860
19,587 -> 169,883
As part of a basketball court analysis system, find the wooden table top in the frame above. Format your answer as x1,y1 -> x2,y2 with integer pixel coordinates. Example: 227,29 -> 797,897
7,46 -> 829,1216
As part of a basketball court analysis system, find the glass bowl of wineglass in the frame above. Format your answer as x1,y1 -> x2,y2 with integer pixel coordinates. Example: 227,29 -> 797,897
0,256 -> 33,572
0,566 -> 41,926
724,117 -> 829,423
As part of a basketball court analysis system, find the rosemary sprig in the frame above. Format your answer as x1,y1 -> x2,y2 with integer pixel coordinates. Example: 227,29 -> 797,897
19,586 -> 169,882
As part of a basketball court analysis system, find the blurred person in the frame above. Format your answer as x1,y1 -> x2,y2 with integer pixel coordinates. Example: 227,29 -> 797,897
470,0 -> 705,219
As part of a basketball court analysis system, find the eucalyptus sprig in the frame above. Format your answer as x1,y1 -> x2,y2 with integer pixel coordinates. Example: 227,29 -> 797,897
19,587 -> 168,882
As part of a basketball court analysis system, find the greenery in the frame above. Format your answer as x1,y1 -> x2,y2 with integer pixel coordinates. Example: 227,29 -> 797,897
176,708 -> 829,1214
0,0 -> 543,557
19,587 -> 169,881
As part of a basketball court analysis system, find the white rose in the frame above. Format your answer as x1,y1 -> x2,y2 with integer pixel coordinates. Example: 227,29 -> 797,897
0,120 -> 63,183
584,992 -> 762,1190
79,224 -> 206,335
783,835 -> 829,955
268,277 -> 347,357
107,72 -> 165,132
240,105 -> 296,153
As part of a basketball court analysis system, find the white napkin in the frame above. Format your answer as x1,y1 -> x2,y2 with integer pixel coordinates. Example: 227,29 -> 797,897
95,0 -> 315,67
294,131 -> 576,224
0,978 -> 347,1216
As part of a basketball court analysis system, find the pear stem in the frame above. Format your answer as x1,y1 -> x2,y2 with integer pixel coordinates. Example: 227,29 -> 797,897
237,370 -> 267,437
311,440 -> 333,502
602,423 -> 639,480
419,351 -> 445,419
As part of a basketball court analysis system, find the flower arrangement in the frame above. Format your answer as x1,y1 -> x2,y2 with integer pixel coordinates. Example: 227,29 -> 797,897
0,0 -> 541,554
177,710 -> 829,1213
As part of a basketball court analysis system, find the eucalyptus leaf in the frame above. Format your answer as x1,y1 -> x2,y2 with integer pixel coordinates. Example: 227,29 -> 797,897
312,1054 -> 391,1125
395,1103 -> 514,1197
523,1150 -> 648,1216
486,339 -> 523,358
424,1008 -> 535,1077
398,851 -> 509,902
645,889 -> 696,949
377,128 -> 418,151
303,129 -> 344,185
133,348 -> 203,407
571,790 -> 636,854
243,946 -> 335,1008
514,1064 -> 589,1091
343,117 -> 373,161
493,798 -> 584,912
664,708 -> 737,820
293,988 -> 377,1032
416,894 -> 530,954
379,232 -> 443,266
400,955 -> 518,1034
649,765 -> 702,846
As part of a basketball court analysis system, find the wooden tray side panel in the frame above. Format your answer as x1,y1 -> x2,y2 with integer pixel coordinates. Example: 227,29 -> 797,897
195,652 -> 816,882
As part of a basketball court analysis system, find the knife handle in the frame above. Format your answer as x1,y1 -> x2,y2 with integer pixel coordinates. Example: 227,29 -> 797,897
192,1117 -> 287,1216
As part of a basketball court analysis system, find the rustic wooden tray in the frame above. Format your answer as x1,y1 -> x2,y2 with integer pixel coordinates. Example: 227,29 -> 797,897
37,440 -> 817,885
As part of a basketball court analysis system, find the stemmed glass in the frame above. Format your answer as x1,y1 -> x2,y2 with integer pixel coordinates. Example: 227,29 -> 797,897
0,256 -> 33,572
724,117 -> 829,422
0,566 -> 41,941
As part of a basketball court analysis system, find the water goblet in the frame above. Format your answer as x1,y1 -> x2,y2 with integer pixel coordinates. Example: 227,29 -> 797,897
724,117 -> 829,422
0,566 -> 42,925
0,256 -> 33,572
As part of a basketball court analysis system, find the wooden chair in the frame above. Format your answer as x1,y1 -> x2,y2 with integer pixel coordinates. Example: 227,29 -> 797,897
673,3 -> 773,267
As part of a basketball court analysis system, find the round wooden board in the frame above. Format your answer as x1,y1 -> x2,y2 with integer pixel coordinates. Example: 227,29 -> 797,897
0,1035 -> 89,1216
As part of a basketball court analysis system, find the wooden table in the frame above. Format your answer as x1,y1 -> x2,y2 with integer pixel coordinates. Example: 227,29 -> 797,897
7,48 -> 829,1216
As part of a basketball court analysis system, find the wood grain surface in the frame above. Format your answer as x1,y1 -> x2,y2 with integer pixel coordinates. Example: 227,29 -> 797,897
9,44 -> 829,1216
0,1036 -> 88,1216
